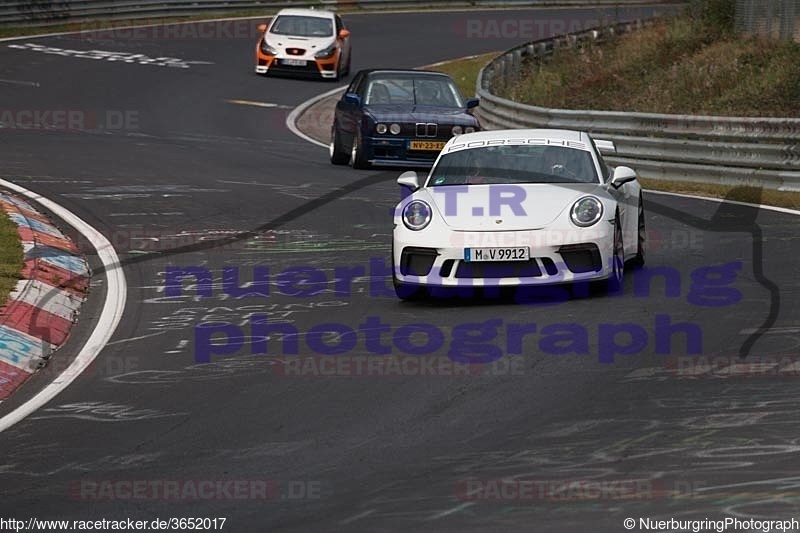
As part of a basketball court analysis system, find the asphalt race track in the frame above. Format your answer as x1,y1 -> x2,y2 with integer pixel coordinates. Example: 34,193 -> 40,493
1,5 -> 800,532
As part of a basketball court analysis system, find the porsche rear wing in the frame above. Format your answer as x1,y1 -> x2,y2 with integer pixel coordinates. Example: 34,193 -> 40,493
594,139 -> 616,154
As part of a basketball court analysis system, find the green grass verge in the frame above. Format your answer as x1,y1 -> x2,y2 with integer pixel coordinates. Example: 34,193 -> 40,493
424,52 -> 500,98
499,10 -> 800,116
0,206 -> 24,306
423,12 -> 800,211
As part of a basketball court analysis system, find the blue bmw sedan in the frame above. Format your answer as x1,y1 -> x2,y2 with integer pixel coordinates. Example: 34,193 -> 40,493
330,69 -> 480,169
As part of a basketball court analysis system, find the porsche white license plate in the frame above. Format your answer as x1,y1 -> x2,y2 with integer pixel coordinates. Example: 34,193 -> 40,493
464,247 -> 530,262
282,58 -> 307,66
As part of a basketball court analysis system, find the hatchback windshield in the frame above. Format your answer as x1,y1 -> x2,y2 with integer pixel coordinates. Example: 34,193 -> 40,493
270,15 -> 333,37
427,145 -> 599,185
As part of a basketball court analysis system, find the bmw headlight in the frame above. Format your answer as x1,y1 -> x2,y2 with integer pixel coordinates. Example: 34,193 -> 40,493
570,196 -> 603,227
402,200 -> 432,231
465,126 -> 476,133
451,125 -> 463,135
376,123 -> 387,134
260,39 -> 278,55
314,44 -> 337,59
390,123 -> 401,135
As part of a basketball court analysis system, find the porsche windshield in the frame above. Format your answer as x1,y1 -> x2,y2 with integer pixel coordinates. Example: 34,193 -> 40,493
364,76 -> 464,107
270,15 -> 334,37
428,145 -> 599,185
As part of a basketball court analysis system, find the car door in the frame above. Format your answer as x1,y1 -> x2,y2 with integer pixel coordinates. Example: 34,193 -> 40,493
594,142 -> 638,257
335,15 -> 350,65
336,72 -> 365,146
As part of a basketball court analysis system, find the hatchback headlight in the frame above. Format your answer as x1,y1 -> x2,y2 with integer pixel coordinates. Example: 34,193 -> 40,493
314,44 -> 337,59
570,196 -> 603,227
402,200 -> 432,231
260,39 -> 278,55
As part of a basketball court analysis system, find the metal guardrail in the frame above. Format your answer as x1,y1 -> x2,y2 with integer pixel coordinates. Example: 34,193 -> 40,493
1,0 -> 685,27
476,20 -> 800,191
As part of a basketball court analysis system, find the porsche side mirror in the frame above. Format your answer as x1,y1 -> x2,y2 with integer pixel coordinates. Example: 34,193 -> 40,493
257,24 -> 267,32
610,166 -> 637,188
465,97 -> 479,109
339,29 -> 350,39
343,92 -> 360,106
397,171 -> 420,190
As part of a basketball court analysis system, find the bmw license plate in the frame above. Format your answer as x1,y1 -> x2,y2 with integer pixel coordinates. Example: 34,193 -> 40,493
409,141 -> 446,151
282,58 -> 307,66
464,247 -> 530,262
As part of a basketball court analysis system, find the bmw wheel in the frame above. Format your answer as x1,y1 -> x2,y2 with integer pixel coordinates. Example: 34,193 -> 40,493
329,125 -> 349,165
350,131 -> 370,169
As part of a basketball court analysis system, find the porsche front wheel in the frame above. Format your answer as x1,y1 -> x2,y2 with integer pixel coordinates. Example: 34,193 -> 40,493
608,213 -> 625,292
630,194 -> 646,268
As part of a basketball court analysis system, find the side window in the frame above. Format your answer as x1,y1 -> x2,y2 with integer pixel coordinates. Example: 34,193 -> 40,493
355,75 -> 368,98
590,139 -> 611,181
346,73 -> 362,95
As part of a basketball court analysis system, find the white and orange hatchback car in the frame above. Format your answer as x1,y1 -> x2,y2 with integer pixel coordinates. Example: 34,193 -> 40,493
255,8 -> 351,80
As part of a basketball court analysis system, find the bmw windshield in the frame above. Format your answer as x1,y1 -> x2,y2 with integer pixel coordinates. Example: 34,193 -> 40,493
364,76 -> 465,107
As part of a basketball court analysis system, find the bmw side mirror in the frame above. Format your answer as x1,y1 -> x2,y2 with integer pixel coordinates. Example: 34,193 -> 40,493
465,97 -> 479,109
397,171 -> 420,190
343,92 -> 361,106
610,166 -> 637,188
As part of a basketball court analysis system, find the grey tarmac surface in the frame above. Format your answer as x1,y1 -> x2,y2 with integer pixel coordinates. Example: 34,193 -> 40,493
2,5 -> 800,532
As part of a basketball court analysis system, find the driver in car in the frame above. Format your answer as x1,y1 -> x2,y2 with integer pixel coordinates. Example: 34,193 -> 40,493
542,146 -> 588,180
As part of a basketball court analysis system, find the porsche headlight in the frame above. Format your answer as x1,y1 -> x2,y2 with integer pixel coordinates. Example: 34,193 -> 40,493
570,196 -> 603,227
402,200 -> 432,231
314,44 -> 337,59
260,39 -> 278,55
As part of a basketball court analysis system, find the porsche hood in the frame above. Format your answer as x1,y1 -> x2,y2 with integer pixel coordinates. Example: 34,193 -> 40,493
420,183 -> 610,231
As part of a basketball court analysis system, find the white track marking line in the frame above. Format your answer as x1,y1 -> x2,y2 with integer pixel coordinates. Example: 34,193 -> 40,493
428,502 -> 475,520
0,78 -> 39,87
0,178 -> 127,433
339,510 -> 375,525
644,189 -> 800,216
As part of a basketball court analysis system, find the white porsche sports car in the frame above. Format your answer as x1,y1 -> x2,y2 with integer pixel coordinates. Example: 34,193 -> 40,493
391,129 -> 646,299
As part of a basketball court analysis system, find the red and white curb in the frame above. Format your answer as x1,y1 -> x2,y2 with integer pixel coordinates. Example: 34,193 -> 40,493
0,192 -> 89,401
